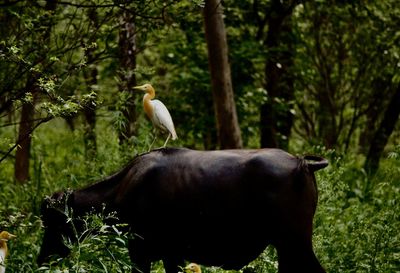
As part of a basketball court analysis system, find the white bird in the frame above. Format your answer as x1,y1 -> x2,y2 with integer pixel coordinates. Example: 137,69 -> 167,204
0,231 -> 16,273
133,83 -> 177,149
184,263 -> 202,273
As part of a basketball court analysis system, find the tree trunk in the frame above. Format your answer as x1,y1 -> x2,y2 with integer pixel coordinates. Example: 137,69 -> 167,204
364,86 -> 400,176
260,0 -> 296,149
118,10 -> 137,144
14,89 -> 37,183
14,0 -> 56,183
83,99 -> 97,160
203,0 -> 242,149
317,90 -> 337,149
83,64 -> 97,160
83,8 -> 98,160
359,79 -> 387,154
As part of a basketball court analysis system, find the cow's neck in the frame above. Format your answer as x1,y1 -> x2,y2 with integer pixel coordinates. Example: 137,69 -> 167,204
67,158 -> 138,218
70,176 -> 121,216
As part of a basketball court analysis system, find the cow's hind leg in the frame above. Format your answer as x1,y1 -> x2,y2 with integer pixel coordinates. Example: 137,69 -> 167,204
128,239 -> 151,273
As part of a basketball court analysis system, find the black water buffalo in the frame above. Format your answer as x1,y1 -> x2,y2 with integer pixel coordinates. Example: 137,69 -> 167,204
38,148 -> 328,273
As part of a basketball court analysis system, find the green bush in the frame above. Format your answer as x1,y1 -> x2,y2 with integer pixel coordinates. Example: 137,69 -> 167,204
314,152 -> 400,273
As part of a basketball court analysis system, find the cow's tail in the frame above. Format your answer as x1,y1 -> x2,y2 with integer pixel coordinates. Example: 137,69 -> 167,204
303,155 -> 329,172
295,155 -> 328,207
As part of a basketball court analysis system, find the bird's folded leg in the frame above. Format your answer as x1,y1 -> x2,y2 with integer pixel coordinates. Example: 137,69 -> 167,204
163,133 -> 171,148
148,132 -> 157,152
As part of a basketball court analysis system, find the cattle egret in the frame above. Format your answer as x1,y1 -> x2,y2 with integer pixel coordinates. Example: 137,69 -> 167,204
0,231 -> 16,273
185,263 -> 202,273
133,83 -> 177,149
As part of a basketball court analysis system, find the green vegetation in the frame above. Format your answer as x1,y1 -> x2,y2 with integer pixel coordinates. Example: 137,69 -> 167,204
1,0 -> 399,272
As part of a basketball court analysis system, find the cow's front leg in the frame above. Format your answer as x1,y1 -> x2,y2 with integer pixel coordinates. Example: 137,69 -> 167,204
128,239 -> 151,273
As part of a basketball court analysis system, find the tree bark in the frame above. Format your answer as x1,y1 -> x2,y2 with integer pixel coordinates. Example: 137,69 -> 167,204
260,0 -> 297,149
14,89 -> 37,182
83,64 -> 97,161
118,10 -> 137,144
359,79 -> 387,154
364,86 -> 400,176
82,7 -> 98,160
83,97 -> 97,160
203,0 -> 242,149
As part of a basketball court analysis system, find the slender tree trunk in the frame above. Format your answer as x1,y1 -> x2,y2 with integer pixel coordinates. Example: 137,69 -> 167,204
317,90 -> 337,149
260,0 -> 296,149
311,5 -> 338,149
359,79 -> 386,154
364,87 -> 400,176
83,97 -> 97,160
83,8 -> 98,160
83,65 -> 97,160
14,88 -> 37,183
118,10 -> 137,144
203,0 -> 242,149
202,101 -> 218,150
14,0 -> 56,183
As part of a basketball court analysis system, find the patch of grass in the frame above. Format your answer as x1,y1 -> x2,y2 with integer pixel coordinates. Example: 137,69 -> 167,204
37,213 -> 132,273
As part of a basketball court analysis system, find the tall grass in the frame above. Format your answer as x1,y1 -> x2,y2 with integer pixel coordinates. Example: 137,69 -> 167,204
0,119 -> 399,272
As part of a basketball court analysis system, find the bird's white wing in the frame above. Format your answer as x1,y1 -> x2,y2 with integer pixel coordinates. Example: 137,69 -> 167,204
0,248 -> 5,273
151,100 -> 177,140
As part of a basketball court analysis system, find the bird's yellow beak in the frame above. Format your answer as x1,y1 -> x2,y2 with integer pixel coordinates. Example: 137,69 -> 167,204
133,85 -> 146,91
0,232 -> 16,241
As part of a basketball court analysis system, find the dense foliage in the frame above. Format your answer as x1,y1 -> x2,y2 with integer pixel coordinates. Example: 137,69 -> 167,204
0,0 -> 399,272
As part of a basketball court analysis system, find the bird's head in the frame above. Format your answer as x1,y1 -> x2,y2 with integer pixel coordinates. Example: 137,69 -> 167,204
0,231 -> 16,241
133,83 -> 154,93
184,263 -> 202,273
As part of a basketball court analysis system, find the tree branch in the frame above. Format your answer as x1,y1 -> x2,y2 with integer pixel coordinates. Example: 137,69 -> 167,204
0,116 -> 52,164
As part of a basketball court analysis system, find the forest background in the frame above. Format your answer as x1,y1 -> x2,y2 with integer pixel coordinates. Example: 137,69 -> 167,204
0,0 -> 399,272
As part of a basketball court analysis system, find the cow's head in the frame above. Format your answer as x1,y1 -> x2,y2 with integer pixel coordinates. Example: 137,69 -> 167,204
37,190 -> 78,265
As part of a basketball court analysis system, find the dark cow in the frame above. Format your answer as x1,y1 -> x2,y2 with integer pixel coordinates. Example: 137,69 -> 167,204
37,148 -> 328,273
